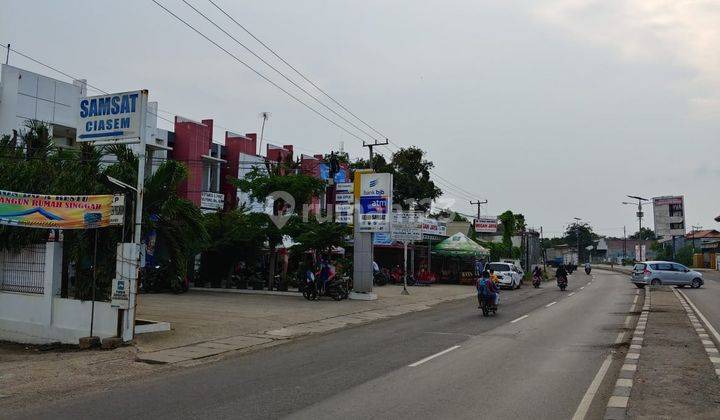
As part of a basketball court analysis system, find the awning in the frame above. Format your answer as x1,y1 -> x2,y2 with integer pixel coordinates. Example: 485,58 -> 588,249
433,232 -> 490,257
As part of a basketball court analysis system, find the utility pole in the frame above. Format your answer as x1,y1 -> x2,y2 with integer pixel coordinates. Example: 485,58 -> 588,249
622,195 -> 649,236
5,44 -> 9,64
362,138 -> 389,169
623,225 -> 627,262
691,224 -> 703,253
573,217 -> 582,265
540,226 -> 546,273
470,200 -> 487,220
257,112 -> 271,155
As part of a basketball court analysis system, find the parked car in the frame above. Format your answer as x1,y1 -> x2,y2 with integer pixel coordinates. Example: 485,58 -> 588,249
486,262 -> 523,289
631,261 -> 704,289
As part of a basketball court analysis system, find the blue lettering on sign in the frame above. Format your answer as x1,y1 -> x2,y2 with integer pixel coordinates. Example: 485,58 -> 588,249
80,93 -> 139,118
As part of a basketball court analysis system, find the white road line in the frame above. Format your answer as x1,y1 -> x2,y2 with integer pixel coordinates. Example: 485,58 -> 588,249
546,301 -> 557,307
511,314 -> 529,323
580,287 -> 585,290
572,354 -> 613,420
678,290 -> 720,346
569,292 -> 575,296
408,345 -> 461,367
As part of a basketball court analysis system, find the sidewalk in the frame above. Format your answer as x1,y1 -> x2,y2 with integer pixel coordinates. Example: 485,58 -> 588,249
134,284 -> 476,363
612,286 -> 720,419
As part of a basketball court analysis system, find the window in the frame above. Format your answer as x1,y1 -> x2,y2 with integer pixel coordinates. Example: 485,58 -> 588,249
656,263 -> 673,271
649,264 -> 658,270
487,263 -> 510,272
669,203 -> 684,217
671,263 -> 687,272
634,263 -> 647,271
670,222 -> 684,230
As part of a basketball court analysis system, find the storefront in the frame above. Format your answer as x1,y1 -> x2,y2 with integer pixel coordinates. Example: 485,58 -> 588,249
432,233 -> 490,284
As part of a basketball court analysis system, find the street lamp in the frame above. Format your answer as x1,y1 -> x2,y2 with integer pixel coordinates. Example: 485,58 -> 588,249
573,217 -> 582,265
622,195 -> 649,235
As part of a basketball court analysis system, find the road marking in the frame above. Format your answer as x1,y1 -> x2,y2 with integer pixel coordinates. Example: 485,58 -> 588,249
572,354 -> 613,420
546,301 -> 557,307
408,345 -> 460,367
677,290 -> 720,346
569,292 -> 575,296
633,295 -> 638,304
580,286 -> 585,290
511,314 -> 529,323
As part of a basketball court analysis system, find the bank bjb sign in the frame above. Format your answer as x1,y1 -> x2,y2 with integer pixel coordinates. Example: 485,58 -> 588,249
77,90 -> 148,142
357,173 -> 392,232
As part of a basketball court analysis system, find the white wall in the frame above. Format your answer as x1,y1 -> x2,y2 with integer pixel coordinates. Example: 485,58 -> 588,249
0,243 -> 120,344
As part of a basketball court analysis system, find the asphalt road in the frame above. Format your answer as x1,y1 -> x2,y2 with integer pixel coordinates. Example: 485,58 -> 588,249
8,271 -> 636,420
679,269 -> 720,343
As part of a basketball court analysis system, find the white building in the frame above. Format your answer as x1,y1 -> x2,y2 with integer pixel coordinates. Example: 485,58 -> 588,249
653,195 -> 685,239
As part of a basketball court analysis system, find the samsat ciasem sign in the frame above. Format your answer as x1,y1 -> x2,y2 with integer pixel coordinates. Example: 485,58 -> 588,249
77,90 -> 148,142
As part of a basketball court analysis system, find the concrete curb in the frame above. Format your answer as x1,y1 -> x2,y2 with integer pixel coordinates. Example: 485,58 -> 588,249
604,287 -> 650,420
674,289 -> 720,379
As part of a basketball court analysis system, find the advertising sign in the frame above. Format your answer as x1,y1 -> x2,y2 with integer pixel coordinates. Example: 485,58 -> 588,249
421,218 -> 448,237
358,173 -> 393,232
0,190 -> 124,229
201,191 -> 224,211
474,216 -> 498,233
77,90 -> 147,142
373,232 -> 394,245
335,193 -> 354,203
335,182 -> 354,194
634,244 -> 647,261
391,211 -> 423,242
319,163 -> 347,183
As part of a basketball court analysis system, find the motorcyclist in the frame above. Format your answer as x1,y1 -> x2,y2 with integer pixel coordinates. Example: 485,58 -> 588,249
532,266 -> 542,279
556,264 -> 568,284
584,262 -> 591,274
476,270 -> 499,309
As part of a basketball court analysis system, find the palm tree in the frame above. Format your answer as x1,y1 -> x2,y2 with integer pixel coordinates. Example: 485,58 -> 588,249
103,145 -> 208,291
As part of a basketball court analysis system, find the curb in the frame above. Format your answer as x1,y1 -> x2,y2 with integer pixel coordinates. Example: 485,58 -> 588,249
604,287 -> 650,420
673,289 -> 720,379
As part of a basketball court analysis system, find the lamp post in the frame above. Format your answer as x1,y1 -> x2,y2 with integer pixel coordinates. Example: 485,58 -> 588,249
622,195 -> 649,236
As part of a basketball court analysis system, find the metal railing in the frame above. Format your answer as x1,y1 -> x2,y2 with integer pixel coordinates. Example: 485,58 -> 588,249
0,244 -> 46,294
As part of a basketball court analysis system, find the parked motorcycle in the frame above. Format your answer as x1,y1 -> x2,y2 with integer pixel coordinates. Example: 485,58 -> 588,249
557,276 -> 568,291
302,275 -> 349,301
373,270 -> 390,286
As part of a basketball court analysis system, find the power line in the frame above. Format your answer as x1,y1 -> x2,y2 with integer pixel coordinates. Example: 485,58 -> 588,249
149,0 -> 374,146
180,0 -> 383,144
206,0 -> 389,140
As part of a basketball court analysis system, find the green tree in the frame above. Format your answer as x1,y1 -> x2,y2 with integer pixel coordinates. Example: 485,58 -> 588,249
629,227 -> 656,240
388,147 -> 442,211
564,222 -> 597,261
232,166 -> 326,288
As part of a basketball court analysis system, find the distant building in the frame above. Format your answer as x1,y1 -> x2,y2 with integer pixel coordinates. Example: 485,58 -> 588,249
653,196 -> 685,239
591,238 -> 656,263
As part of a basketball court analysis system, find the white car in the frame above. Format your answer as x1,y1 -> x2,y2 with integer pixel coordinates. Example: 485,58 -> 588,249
486,262 -> 523,289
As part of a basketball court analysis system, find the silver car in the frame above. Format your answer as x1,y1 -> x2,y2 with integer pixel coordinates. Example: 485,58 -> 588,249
631,261 -> 704,289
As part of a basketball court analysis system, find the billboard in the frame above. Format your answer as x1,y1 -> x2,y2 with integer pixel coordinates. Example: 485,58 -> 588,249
652,195 -> 685,238
77,90 -> 147,142
357,172 -> 392,232
474,216 -> 498,233
0,190 -> 124,229
391,211 -> 423,242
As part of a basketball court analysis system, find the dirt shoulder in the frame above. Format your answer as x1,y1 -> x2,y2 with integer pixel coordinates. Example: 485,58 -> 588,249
627,286 -> 720,419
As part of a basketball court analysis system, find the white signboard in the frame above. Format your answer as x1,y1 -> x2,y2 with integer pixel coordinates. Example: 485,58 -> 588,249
421,218 -> 447,237
201,191 -> 224,211
474,216 -> 498,233
335,204 -> 354,213
77,90 -> 147,142
335,182 -> 354,194
110,195 -> 125,226
391,211 -> 423,242
358,173 -> 393,232
336,213 -> 353,224
335,193 -> 354,203
110,277 -> 130,309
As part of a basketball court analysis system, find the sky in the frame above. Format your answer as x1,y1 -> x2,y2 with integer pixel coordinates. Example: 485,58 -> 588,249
1,0 -> 719,237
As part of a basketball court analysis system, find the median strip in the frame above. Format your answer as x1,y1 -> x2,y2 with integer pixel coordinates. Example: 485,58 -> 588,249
604,287 -> 650,420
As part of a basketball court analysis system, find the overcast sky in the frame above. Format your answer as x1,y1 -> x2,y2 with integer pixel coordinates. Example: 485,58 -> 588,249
2,0 -> 719,237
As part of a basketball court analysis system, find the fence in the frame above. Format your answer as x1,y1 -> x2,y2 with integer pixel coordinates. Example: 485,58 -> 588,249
0,244 -> 46,294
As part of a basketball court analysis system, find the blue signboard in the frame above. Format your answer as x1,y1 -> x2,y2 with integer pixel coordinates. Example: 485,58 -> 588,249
319,163 -> 347,183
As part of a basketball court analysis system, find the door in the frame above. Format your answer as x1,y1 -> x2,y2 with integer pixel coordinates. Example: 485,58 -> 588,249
671,263 -> 691,285
654,262 -> 675,284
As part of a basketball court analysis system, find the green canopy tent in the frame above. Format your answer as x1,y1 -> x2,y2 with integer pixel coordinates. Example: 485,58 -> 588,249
433,232 -> 489,284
